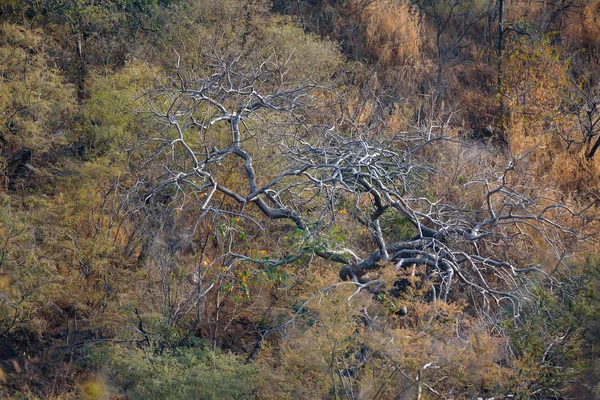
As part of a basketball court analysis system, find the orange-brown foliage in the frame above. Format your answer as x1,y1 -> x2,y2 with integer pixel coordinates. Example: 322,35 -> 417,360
563,0 -> 600,57
349,0 -> 423,66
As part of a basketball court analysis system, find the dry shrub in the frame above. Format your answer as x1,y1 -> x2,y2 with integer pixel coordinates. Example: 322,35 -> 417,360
452,60 -> 498,138
550,151 -> 600,193
350,0 -> 423,66
505,0 -> 556,33
503,37 -> 570,157
501,36 -> 600,193
581,0 -> 600,52
563,0 -> 600,56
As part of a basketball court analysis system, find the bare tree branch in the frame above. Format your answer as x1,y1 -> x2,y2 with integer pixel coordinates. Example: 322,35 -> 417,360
133,52 -> 596,318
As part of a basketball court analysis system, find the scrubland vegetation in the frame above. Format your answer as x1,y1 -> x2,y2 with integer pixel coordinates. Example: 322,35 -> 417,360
1,0 -> 600,398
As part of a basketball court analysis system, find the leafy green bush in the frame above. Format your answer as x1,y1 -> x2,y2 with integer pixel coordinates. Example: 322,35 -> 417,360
87,343 -> 258,399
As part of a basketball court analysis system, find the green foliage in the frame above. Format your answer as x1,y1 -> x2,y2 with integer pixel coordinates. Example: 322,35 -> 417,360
572,256 -> 600,395
0,195 -> 56,337
381,212 -> 415,241
0,23 -> 76,156
504,274 -> 597,398
73,62 -> 158,158
0,0 -> 172,27
258,23 -> 343,82
87,343 -> 258,399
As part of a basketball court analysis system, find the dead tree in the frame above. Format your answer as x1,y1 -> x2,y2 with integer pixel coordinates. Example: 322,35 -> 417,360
135,51 -> 594,318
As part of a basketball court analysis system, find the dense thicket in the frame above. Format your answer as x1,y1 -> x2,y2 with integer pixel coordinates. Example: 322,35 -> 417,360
1,0 -> 600,399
